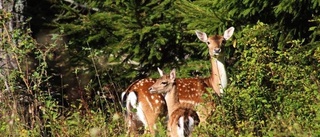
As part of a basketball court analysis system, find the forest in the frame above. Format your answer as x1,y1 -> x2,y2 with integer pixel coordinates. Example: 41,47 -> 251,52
1,0 -> 320,136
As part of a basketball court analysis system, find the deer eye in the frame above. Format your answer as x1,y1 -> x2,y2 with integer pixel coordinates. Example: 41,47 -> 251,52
161,82 -> 168,85
221,39 -> 226,45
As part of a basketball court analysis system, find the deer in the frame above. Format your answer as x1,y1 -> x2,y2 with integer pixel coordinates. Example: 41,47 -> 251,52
121,27 -> 235,136
121,78 -> 166,136
149,68 -> 200,137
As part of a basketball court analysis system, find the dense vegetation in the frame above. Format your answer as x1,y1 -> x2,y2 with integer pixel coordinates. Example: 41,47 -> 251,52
1,0 -> 319,136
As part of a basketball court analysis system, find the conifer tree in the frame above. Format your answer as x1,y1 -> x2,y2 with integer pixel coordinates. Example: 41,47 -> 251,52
54,0 -> 201,80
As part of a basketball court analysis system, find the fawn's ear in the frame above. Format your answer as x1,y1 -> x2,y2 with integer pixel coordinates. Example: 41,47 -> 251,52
223,27 -> 235,40
157,67 -> 164,77
169,69 -> 176,80
195,30 -> 208,42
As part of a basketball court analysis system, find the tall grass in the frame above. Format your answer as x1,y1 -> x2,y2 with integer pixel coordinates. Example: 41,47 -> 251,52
0,14 -> 128,136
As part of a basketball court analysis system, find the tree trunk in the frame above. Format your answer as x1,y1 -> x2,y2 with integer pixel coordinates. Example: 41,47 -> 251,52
0,0 -> 26,91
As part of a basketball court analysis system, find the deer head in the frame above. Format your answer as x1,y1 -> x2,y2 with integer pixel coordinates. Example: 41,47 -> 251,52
149,68 -> 176,95
195,27 -> 234,56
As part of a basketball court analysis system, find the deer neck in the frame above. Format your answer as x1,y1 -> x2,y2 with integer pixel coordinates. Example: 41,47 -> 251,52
164,83 -> 179,116
206,56 -> 227,96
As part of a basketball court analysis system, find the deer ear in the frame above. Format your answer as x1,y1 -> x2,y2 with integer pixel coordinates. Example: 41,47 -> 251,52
195,30 -> 208,42
157,67 -> 164,77
170,69 -> 176,80
223,27 -> 235,40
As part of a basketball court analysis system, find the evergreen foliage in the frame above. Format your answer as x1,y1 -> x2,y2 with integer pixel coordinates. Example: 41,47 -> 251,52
0,0 -> 319,136
55,0 -> 200,80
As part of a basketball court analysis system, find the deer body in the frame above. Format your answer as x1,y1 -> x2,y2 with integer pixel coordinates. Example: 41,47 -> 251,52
121,27 -> 235,136
149,68 -> 200,137
121,78 -> 165,136
121,77 -> 208,136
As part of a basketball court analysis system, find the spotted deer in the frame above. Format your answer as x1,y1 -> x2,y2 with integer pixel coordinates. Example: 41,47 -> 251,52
149,68 -> 200,137
121,27 -> 235,136
121,78 -> 166,136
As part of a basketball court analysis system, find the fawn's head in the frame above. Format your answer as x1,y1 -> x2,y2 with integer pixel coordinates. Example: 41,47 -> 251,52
195,27 -> 234,57
149,68 -> 176,94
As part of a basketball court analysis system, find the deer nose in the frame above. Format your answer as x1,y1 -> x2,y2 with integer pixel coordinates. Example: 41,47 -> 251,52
148,87 -> 153,91
149,87 -> 156,94
214,48 -> 221,53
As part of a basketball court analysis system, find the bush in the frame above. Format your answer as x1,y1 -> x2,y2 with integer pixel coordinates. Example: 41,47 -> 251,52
194,22 -> 320,136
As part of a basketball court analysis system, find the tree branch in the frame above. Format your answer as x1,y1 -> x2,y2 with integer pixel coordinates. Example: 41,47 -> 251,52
62,0 -> 99,12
